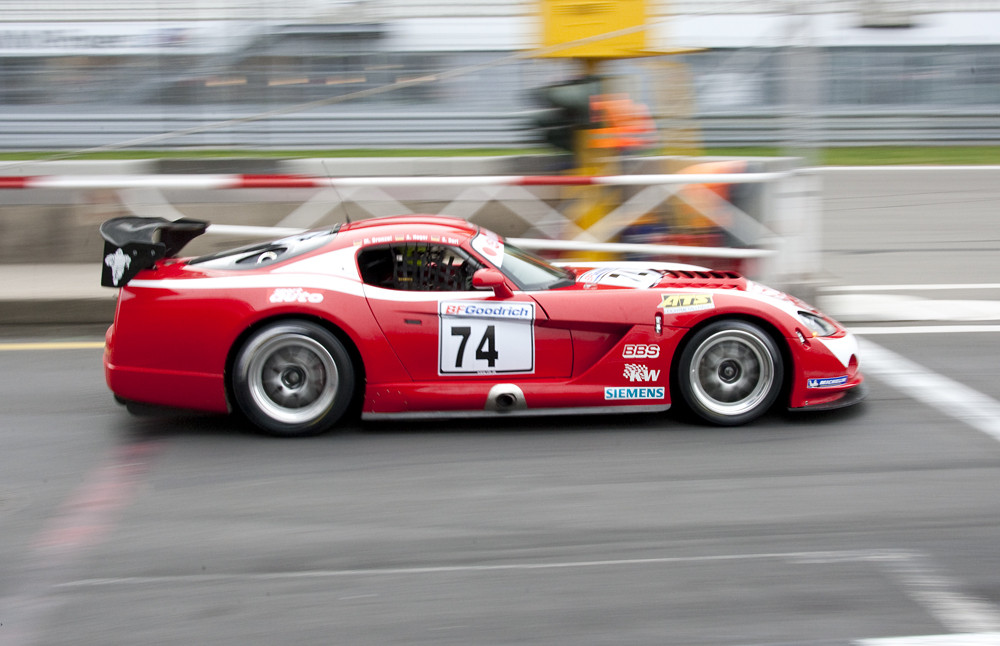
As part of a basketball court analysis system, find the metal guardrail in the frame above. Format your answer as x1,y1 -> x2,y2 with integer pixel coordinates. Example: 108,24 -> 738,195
698,112 -> 1000,147
3,111 -> 1000,150
0,113 -> 534,150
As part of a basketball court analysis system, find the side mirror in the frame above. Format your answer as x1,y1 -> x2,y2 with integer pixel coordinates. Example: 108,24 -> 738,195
472,268 -> 514,299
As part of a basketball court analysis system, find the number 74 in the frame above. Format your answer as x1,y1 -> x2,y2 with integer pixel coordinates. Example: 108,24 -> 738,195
451,325 -> 499,368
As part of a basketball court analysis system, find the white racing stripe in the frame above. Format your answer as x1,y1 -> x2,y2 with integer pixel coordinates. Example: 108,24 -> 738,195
857,338 -> 1000,443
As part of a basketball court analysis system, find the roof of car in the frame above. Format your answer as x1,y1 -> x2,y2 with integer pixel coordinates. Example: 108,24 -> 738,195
336,215 -> 483,244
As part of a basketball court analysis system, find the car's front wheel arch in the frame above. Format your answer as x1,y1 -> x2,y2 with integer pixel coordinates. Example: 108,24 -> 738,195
670,315 -> 791,426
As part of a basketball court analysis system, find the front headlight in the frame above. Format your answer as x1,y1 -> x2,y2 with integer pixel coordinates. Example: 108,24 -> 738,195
797,311 -> 837,337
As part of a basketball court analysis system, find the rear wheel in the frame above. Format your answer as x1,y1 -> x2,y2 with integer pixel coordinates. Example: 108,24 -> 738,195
232,321 -> 354,437
676,320 -> 783,426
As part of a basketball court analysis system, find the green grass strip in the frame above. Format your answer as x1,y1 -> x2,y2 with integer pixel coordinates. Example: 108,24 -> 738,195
2,146 -> 1000,165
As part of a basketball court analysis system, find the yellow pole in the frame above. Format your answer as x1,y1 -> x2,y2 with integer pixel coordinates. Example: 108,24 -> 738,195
565,59 -> 619,260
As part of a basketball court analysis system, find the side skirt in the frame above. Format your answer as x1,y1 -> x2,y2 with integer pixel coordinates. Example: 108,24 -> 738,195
363,404 -> 669,421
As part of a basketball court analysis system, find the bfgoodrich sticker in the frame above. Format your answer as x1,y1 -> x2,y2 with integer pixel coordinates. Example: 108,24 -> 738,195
604,387 -> 665,400
440,301 -> 534,320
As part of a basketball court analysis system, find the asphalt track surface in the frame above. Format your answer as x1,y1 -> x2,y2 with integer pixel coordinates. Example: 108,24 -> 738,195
2,168 -> 1000,645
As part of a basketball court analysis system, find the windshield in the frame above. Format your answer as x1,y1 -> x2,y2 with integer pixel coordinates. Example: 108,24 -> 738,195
498,242 -> 576,291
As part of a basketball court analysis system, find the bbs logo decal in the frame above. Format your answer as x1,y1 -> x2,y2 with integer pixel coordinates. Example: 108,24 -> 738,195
660,293 -> 715,313
623,344 -> 660,359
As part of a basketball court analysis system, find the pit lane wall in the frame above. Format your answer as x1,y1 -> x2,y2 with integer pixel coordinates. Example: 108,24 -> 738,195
0,154 -> 818,296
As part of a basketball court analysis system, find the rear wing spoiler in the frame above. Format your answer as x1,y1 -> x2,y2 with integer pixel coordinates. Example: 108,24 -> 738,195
100,217 -> 209,287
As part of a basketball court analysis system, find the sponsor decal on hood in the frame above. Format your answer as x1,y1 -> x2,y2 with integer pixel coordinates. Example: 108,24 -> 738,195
578,267 -> 661,289
660,293 -> 715,314
472,232 -> 504,268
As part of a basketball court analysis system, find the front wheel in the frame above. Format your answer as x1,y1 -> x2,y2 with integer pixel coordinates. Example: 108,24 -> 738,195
676,320 -> 784,426
232,321 -> 355,437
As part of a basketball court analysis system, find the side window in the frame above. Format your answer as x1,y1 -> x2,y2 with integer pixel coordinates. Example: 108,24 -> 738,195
358,243 -> 482,291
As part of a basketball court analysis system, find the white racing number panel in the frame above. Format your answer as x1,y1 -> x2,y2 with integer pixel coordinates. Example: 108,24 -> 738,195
438,301 -> 535,375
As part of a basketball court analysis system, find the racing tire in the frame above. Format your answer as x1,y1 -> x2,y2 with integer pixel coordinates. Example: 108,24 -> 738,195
232,321 -> 355,437
676,320 -> 784,426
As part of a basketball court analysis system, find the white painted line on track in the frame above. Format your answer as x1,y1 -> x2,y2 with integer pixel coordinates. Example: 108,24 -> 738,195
56,548 -> 1000,639
857,338 -> 1000,444
851,325 -> 1000,335
58,549 -> 887,587
819,294 -> 1000,323
825,284 -> 1000,293
879,553 -> 1000,634
858,634 -> 1000,645
791,551 -> 1000,635
822,166 -> 1000,172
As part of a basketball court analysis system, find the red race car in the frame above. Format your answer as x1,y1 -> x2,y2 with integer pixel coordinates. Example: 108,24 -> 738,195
100,214 -> 865,436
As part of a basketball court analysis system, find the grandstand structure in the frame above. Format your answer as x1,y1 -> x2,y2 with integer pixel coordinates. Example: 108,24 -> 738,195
2,0 -> 1000,148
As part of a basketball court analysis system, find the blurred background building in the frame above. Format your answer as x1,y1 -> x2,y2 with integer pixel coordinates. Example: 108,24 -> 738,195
2,0 -> 1000,149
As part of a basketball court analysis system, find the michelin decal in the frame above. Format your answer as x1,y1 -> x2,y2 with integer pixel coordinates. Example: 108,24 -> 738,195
807,376 -> 849,388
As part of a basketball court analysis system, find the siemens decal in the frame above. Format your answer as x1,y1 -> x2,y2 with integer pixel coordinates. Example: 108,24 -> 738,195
604,387 -> 665,400
440,302 -> 534,320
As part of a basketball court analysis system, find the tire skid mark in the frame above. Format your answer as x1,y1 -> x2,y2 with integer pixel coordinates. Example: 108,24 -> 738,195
0,439 -> 162,646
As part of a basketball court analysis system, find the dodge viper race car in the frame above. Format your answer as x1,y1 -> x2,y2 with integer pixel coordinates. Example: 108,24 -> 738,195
100,214 -> 865,437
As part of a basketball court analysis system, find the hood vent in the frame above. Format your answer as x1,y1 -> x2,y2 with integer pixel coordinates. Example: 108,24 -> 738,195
659,269 -> 746,290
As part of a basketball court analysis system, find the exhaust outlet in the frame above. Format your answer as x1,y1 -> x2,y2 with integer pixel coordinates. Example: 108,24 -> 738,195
495,393 -> 517,409
486,384 -> 526,412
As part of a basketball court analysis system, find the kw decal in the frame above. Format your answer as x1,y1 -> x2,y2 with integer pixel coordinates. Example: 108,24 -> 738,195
624,364 -> 660,383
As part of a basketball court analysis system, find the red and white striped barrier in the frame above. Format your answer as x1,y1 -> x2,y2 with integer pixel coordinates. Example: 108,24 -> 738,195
199,224 -> 773,260
0,172 -> 790,190
0,171 -> 789,264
